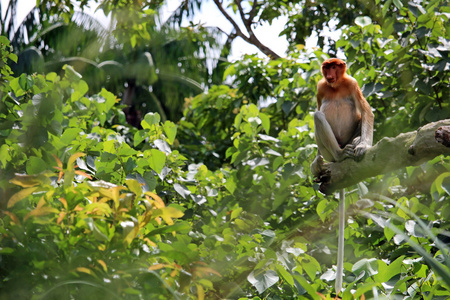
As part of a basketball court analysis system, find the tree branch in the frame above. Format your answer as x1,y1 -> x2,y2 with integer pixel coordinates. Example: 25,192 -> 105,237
212,0 -> 281,59
317,119 -> 450,194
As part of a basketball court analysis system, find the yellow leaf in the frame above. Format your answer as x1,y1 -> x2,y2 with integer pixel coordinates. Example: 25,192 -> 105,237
57,211 -> 66,224
24,206 -> 59,221
196,284 -> 205,300
144,238 -> 156,247
126,179 -> 142,196
67,152 -> 86,171
122,221 -> 139,246
52,154 -> 63,168
7,187 -> 38,208
99,186 -> 123,209
76,267 -> 93,275
145,191 -> 165,208
10,173 -> 51,187
36,196 -> 46,209
3,211 -> 21,225
148,263 -> 166,271
170,269 -> 178,277
97,260 -> 107,272
153,207 -> 184,225
59,197 -> 68,210
195,267 -> 222,277
74,170 -> 92,179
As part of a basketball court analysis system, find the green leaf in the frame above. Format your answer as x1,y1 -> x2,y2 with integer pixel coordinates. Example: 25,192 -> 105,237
275,265 -> 294,286
118,143 -> 138,156
259,113 -> 270,134
26,156 -> 47,174
0,36 -> 10,45
100,88 -> 116,111
8,52 -> 18,63
147,221 -> 191,236
292,274 -> 321,300
134,130 -> 146,147
163,121 -> 177,144
143,172 -> 157,191
230,207 -> 243,220
0,144 -> 11,167
61,128 -> 82,145
223,64 -> 236,80
9,77 -> 25,96
73,80 -> 89,96
142,112 -> 160,129
374,256 -> 404,282
63,64 -> 82,80
302,256 -> 319,281
393,0 -> 403,9
148,149 -> 166,174
225,174 -> 237,194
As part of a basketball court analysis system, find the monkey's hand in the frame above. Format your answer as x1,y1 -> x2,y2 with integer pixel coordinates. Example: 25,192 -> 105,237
354,142 -> 369,161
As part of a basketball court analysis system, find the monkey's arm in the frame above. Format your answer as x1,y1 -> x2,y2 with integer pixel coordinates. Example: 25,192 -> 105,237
353,81 -> 374,157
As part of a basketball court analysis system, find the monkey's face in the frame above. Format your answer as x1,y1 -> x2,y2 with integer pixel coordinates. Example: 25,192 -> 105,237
321,59 -> 347,87
323,65 -> 340,84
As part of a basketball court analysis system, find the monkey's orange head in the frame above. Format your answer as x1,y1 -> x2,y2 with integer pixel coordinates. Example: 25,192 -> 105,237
321,58 -> 347,86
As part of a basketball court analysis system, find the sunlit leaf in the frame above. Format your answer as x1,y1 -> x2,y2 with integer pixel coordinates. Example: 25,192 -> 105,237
145,191 -> 165,208
7,187 -> 39,208
275,264 -> 294,286
126,179 -> 142,196
355,16 -> 372,27
163,121 -> 177,145
97,259 -> 108,272
174,183 -> 191,199
24,206 -> 59,221
75,267 -> 94,275
148,149 -> 166,174
67,152 -> 86,171
153,207 -> 184,225
247,269 -> 279,294
141,112 -> 160,129
10,173 -> 51,187
3,211 -> 21,225
352,258 -> 378,277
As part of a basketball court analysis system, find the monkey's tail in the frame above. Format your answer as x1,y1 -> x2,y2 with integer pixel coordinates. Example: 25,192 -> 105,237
335,188 -> 345,296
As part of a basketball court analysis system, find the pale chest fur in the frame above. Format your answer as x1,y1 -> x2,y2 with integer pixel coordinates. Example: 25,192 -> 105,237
320,97 -> 361,146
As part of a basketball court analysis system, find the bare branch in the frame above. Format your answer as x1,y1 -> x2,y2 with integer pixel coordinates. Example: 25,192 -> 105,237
317,119 -> 450,194
212,0 -> 281,59
235,0 -> 249,30
212,0 -> 249,42
248,0 -> 259,21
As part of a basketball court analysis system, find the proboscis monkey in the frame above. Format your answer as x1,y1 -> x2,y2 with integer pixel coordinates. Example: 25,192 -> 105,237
311,58 -> 374,297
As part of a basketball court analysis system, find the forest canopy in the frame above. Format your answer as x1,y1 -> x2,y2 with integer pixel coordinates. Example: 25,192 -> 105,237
1,0 -> 450,299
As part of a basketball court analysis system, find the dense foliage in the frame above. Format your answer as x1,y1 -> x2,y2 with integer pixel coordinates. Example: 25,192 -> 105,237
1,0 -> 450,299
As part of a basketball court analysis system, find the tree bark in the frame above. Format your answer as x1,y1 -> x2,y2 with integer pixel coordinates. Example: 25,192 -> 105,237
317,119 -> 450,194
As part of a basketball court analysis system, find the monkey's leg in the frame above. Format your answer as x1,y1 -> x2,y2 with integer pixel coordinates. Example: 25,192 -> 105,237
335,189 -> 345,297
314,111 -> 355,162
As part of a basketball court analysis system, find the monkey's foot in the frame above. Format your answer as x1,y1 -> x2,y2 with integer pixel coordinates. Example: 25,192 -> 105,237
311,155 -> 328,177
311,155 -> 331,191
342,143 -> 356,159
